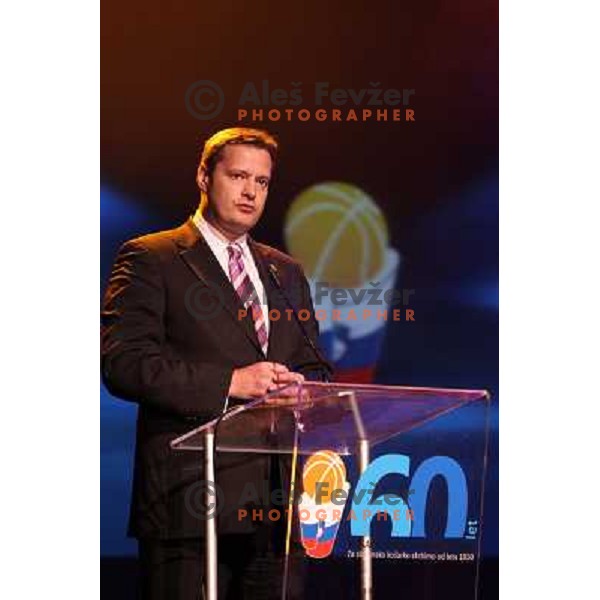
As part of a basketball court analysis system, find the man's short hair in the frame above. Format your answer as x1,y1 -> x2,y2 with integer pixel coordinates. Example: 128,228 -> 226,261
199,127 -> 278,177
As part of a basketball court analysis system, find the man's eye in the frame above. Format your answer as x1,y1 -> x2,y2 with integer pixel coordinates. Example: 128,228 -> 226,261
231,173 -> 243,180
258,180 -> 269,188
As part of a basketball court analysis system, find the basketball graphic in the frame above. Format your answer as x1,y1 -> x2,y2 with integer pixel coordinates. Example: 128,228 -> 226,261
284,181 -> 402,383
302,450 -> 347,503
298,450 -> 350,559
284,182 -> 388,288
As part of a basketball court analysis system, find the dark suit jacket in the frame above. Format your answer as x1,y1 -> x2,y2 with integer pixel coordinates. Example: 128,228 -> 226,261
101,218 -> 330,539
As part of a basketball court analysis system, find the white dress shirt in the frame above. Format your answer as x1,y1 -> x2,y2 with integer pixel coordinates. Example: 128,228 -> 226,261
192,209 -> 270,344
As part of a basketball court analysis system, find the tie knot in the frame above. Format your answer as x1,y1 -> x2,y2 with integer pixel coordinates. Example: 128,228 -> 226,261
227,243 -> 243,259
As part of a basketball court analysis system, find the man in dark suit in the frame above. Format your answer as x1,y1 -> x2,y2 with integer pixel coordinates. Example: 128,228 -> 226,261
101,127 -> 330,599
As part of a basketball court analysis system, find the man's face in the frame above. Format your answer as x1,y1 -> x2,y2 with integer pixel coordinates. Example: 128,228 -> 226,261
198,144 -> 273,238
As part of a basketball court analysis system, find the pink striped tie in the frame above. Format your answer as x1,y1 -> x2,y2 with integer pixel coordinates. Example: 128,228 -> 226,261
227,243 -> 268,355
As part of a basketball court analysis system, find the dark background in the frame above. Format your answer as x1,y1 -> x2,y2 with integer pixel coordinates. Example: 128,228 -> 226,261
101,1 -> 498,597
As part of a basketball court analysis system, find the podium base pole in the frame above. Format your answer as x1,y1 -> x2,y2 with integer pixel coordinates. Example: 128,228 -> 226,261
358,438 -> 372,600
205,429 -> 218,600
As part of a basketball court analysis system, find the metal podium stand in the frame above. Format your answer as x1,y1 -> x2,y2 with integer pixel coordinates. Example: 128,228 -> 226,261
171,382 -> 490,600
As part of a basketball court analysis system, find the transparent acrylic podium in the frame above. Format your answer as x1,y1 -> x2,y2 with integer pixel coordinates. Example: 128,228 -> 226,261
171,382 -> 490,600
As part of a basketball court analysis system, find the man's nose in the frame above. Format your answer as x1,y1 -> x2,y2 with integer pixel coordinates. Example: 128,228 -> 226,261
242,180 -> 256,199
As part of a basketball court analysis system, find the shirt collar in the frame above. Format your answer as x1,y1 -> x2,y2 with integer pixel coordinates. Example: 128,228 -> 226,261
192,208 -> 249,254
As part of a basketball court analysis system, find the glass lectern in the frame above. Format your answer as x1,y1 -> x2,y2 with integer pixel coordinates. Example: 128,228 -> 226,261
171,382 -> 490,600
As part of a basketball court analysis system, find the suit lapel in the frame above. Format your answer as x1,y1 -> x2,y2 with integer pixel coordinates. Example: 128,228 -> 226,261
247,237 -> 285,361
175,219 -> 263,355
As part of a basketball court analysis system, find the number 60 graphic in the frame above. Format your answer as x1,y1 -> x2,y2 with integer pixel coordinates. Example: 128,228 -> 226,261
350,455 -> 469,539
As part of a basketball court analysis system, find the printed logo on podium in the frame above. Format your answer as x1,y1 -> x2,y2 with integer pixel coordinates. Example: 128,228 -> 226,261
297,450 -> 472,559
298,450 -> 350,559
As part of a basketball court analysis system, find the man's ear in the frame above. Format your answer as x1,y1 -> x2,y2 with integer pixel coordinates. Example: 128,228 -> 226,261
196,166 -> 209,193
